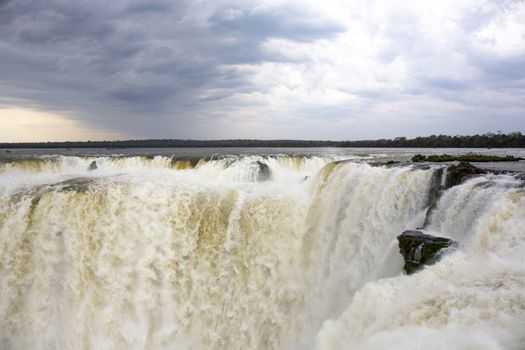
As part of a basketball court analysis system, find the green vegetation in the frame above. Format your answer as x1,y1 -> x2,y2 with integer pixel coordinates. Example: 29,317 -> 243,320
411,154 -> 523,162
411,154 -> 426,162
397,231 -> 458,275
1,132 -> 524,149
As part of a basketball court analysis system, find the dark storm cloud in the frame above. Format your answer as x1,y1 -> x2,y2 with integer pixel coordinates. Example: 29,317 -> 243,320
0,0 -> 343,137
209,6 -> 344,42
125,1 -> 175,14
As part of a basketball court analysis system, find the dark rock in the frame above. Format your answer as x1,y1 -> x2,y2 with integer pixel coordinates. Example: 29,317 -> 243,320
369,160 -> 402,167
445,162 -> 485,188
56,178 -> 94,192
413,164 -> 431,170
254,161 -> 271,181
397,230 -> 458,275
88,160 -> 98,171
385,160 -> 401,165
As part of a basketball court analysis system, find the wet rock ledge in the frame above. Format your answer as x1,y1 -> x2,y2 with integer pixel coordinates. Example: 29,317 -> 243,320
254,161 -> 271,181
445,161 -> 486,188
397,230 -> 458,275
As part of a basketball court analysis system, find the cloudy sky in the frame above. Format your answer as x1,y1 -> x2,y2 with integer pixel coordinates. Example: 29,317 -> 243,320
0,0 -> 524,141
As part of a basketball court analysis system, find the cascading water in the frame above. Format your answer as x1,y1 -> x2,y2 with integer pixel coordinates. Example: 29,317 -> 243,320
0,153 -> 523,350
317,173 -> 525,350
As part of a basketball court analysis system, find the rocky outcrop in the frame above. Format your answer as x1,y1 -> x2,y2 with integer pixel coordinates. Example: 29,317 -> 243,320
397,230 -> 458,274
254,161 -> 271,181
445,162 -> 485,188
88,160 -> 98,171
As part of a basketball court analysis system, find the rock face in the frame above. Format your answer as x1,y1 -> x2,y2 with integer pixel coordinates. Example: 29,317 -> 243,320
397,230 -> 458,274
88,160 -> 98,171
254,161 -> 271,181
422,168 -> 444,227
445,162 -> 485,188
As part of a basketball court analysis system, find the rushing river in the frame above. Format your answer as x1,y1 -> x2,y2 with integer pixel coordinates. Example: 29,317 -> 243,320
0,148 -> 524,350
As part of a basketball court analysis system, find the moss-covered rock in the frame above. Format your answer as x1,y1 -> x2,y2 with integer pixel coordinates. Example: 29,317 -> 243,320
397,230 -> 457,274
412,154 -> 426,162
445,161 -> 485,188
411,153 -> 523,162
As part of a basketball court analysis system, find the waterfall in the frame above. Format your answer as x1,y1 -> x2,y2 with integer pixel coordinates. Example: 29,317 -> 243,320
317,172 -> 525,350
0,155 -> 523,349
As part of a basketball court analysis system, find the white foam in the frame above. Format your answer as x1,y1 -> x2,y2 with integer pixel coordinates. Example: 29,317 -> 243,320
0,157 -> 523,349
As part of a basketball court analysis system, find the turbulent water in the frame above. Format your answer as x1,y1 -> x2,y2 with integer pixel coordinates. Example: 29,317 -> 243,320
0,150 -> 524,350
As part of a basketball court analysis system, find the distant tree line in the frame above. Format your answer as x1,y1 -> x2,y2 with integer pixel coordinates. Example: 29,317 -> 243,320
338,132 -> 525,148
1,132 -> 524,149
